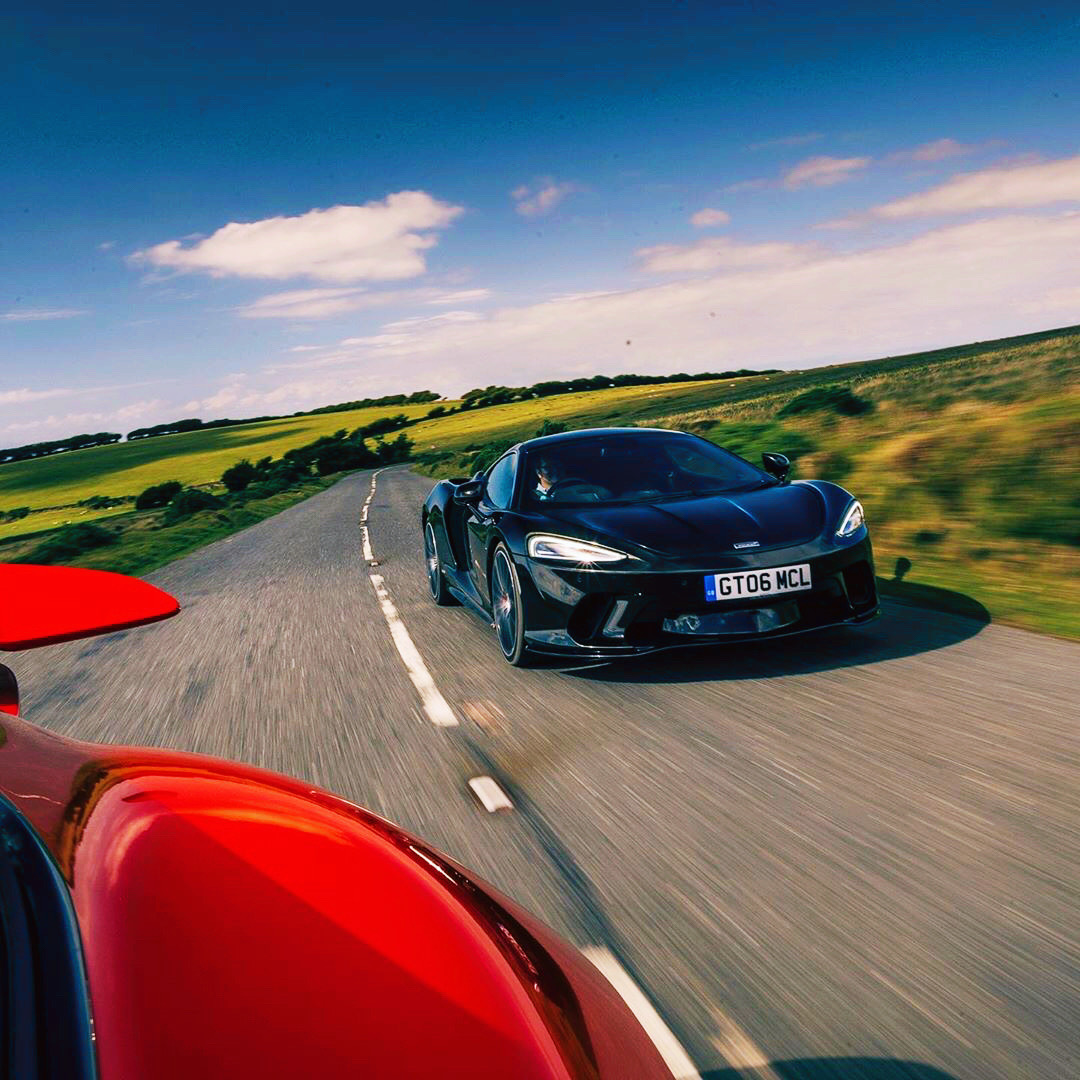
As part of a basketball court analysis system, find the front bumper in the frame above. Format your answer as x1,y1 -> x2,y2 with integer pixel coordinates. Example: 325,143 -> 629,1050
518,533 -> 878,656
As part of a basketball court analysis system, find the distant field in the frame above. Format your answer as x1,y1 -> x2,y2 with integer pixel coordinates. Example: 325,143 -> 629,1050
0,403 -> 434,537
3,324 -> 1078,637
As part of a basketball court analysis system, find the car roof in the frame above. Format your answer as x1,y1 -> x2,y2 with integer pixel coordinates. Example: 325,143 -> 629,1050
519,426 -> 687,452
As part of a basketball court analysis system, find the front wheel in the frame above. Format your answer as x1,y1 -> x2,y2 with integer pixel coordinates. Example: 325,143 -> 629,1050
489,544 -> 532,666
424,520 -> 456,606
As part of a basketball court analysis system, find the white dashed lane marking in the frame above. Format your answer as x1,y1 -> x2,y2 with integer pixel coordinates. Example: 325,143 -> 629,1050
369,573 -> 458,727
360,469 -> 380,564
467,775 -> 514,812
711,1008 -> 782,1079
363,471 -> 455,726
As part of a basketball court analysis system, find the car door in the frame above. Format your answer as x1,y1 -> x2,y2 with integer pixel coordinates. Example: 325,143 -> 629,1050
466,452 -> 518,605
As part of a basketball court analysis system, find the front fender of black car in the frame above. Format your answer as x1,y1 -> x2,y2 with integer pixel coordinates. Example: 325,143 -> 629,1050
422,480 -> 463,571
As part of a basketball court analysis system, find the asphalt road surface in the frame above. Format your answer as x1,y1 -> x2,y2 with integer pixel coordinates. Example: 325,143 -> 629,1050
16,467 -> 1080,1080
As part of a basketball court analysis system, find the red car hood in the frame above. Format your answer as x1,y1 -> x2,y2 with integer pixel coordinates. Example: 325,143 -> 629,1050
0,716 -> 671,1079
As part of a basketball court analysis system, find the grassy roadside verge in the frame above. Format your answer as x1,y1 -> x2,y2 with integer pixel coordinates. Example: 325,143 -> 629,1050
0,478 -> 336,578
0,401 -> 437,531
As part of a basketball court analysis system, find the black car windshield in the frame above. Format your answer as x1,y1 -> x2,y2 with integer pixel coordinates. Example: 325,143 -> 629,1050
522,432 -> 769,507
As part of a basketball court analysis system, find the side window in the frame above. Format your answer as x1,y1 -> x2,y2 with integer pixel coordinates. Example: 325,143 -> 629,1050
485,453 -> 517,509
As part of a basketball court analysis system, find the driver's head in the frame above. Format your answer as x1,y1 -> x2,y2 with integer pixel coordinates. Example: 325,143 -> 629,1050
536,455 -> 558,490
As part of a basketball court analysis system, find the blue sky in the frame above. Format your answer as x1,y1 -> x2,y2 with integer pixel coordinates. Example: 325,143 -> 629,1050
3,2 -> 1080,443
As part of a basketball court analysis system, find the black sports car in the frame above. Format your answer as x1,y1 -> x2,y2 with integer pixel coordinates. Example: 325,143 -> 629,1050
421,427 -> 878,665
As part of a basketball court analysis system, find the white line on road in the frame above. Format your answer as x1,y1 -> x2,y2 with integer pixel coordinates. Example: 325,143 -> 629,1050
467,775 -> 514,812
369,573 -> 458,726
582,946 -> 702,1080
710,1009 -> 782,1079
362,470 -> 455,725
360,469 -> 381,564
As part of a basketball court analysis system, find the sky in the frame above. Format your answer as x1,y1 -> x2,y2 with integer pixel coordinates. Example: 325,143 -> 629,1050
3,1 -> 1080,443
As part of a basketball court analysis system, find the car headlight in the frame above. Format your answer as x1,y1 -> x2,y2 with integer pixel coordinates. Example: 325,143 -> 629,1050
526,534 -> 634,564
836,500 -> 865,538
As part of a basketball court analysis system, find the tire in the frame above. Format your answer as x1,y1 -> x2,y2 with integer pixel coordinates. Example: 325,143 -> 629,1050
489,543 -> 533,667
424,520 -> 456,606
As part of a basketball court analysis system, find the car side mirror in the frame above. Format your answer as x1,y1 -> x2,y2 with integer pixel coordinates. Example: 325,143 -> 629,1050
0,564 -> 179,652
454,479 -> 484,503
762,452 -> 791,482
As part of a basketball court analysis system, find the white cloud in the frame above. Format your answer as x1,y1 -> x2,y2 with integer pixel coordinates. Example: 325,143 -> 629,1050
748,132 -> 824,151
238,287 -> 376,319
635,236 -> 812,274
545,290 -> 620,304
0,382 -> 164,409
381,311 -> 482,332
723,177 -> 771,194
0,387 -> 79,406
241,211 -> 1080,405
336,334 -> 412,349
1017,283 -> 1080,316
1,308 -> 88,322
690,207 -> 731,228
1,413 -> 105,436
237,284 -> 492,319
181,371 -> 403,415
854,152 -> 1080,221
0,398 -> 166,438
115,398 -> 165,420
424,288 -> 492,305
722,154 -> 870,196
889,138 -> 978,163
783,155 -> 871,189
511,179 -> 578,217
131,191 -> 464,283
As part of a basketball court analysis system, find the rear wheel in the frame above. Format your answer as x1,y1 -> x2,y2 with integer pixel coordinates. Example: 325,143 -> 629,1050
490,544 -> 532,666
424,520 -> 456,606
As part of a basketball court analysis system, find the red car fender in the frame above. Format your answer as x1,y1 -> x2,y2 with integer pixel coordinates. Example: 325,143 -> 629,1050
0,714 -> 673,1079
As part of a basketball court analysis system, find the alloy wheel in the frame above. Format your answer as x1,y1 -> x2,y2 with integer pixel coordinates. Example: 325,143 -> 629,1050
424,522 -> 441,599
491,549 -> 518,658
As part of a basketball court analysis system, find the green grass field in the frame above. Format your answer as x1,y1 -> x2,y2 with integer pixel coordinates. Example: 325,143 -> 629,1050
0,402 -> 435,536
3,324 -> 1078,638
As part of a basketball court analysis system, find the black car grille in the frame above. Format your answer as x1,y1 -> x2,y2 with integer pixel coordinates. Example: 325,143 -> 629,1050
567,559 -> 876,647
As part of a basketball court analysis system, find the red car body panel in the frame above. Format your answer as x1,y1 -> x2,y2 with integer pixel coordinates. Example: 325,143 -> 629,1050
0,565 -> 673,1079
0,564 -> 180,652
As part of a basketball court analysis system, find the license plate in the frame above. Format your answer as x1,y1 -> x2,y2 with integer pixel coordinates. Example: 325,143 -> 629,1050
704,563 -> 812,602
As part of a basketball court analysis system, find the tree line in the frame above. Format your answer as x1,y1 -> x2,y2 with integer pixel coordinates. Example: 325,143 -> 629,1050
458,369 -> 776,410
1,431 -> 121,464
126,416 -> 281,440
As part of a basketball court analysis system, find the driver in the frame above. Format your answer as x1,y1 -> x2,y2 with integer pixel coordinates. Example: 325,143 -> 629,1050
534,455 -> 558,499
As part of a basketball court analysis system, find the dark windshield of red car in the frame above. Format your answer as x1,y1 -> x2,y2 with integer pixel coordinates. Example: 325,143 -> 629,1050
522,432 -> 769,507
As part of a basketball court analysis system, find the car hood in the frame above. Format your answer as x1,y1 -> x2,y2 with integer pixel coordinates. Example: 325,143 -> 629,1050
547,483 -> 825,557
0,715 -> 671,1080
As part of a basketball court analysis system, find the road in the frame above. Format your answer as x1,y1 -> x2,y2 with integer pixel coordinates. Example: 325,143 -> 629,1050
16,466 -> 1080,1079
